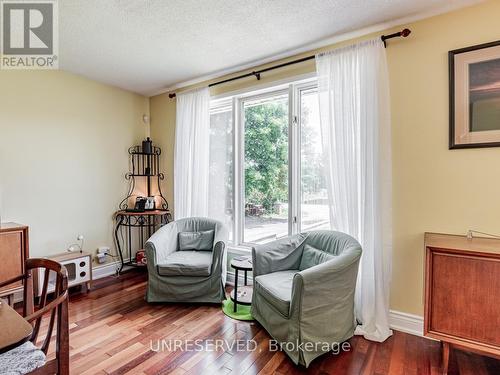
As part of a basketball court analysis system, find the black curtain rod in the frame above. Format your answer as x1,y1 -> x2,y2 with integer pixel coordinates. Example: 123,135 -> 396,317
168,28 -> 411,98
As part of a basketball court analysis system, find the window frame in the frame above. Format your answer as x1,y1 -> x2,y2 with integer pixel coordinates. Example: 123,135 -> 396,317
293,81 -> 321,234
209,75 -> 319,251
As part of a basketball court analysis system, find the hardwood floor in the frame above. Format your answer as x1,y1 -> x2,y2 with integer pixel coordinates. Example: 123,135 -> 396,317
40,269 -> 499,375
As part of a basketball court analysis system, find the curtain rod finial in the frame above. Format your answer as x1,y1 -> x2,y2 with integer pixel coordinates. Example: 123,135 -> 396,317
381,27 -> 411,47
169,93 -> 176,99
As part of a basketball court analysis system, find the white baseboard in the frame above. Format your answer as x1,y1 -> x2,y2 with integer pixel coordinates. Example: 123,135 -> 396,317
227,271 -> 424,338
92,260 -> 133,279
389,310 -> 424,337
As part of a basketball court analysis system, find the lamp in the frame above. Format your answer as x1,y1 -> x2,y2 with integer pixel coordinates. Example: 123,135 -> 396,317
68,234 -> 84,253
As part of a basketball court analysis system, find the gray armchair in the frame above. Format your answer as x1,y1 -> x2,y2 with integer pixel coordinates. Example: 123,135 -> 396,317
145,217 -> 228,303
251,230 -> 362,367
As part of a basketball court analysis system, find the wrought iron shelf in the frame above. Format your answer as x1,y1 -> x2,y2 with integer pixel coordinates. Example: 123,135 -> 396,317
127,173 -> 161,177
128,145 -> 161,155
129,151 -> 160,156
114,139 -> 172,274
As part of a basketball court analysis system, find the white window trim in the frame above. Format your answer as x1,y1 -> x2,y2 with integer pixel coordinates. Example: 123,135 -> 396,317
293,81 -> 320,233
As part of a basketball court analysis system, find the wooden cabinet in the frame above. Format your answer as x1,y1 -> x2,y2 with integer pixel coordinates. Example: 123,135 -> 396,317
0,223 -> 29,301
424,232 -> 500,373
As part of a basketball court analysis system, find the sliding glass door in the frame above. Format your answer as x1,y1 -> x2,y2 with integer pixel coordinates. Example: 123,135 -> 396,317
209,78 -> 330,248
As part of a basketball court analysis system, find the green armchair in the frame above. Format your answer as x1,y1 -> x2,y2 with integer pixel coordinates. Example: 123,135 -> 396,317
251,230 -> 362,367
145,217 -> 228,303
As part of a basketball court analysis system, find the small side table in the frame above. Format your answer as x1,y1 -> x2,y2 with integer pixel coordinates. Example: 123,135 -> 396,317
230,256 -> 253,312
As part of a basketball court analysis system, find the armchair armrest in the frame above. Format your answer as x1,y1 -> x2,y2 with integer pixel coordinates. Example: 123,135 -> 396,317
252,233 -> 308,277
210,241 -> 226,274
145,223 -> 179,266
145,241 -> 159,267
289,247 -> 362,338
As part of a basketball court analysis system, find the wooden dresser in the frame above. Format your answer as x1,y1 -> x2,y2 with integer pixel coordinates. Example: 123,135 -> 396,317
424,232 -> 500,373
0,223 -> 29,303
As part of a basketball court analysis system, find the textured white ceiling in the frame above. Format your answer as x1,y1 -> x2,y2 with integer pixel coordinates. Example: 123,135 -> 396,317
59,0 -> 481,96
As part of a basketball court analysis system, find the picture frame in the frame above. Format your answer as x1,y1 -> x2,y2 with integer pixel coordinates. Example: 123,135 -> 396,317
449,40 -> 500,149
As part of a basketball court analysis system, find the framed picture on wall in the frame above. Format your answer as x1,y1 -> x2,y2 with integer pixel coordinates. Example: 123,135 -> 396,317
449,40 -> 500,149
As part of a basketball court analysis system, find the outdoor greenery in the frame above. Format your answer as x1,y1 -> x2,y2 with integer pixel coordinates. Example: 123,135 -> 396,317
209,95 -> 326,222
299,100 -> 326,206
208,92 -> 329,242
244,98 -> 326,216
244,101 -> 289,213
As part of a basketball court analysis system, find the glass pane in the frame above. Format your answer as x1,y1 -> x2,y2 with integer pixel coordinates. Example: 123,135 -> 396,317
300,88 -> 330,231
243,94 -> 289,244
209,102 -> 234,241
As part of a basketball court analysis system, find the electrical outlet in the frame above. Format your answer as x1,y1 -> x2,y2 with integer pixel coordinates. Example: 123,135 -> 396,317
96,253 -> 107,264
97,246 -> 110,255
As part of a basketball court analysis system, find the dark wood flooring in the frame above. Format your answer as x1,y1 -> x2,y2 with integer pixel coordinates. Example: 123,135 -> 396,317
41,269 -> 499,374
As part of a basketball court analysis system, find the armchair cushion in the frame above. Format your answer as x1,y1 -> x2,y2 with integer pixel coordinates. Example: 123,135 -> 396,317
252,233 -> 307,277
178,230 -> 214,251
254,270 -> 299,317
299,244 -> 335,271
0,341 -> 46,375
157,251 -> 212,277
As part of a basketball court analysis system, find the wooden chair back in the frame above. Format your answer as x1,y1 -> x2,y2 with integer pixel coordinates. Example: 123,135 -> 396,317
0,258 -> 69,375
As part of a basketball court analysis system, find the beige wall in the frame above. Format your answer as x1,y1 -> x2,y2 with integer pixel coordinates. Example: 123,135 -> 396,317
149,0 -> 500,316
386,0 -> 500,315
0,70 -> 149,263
150,94 -> 175,211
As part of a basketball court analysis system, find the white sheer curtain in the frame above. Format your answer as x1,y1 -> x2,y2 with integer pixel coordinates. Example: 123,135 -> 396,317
315,38 -> 392,342
174,87 -> 211,219
208,103 -> 234,237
